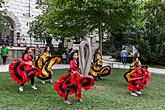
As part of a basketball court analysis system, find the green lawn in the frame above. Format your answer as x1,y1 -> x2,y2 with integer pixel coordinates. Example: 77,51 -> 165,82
0,69 -> 165,110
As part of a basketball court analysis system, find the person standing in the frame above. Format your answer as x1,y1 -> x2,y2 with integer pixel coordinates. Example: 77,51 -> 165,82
66,48 -> 72,63
62,51 -> 67,64
17,38 -> 21,46
34,45 -> 41,60
120,47 -> 128,65
1,44 -> 9,65
21,38 -> 27,47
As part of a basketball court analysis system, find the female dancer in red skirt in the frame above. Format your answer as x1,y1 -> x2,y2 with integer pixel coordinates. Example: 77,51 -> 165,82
54,50 -> 94,105
9,47 -> 41,92
128,60 -> 151,96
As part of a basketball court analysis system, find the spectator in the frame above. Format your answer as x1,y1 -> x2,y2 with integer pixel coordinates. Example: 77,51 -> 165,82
6,35 -> 10,46
120,47 -> 128,65
17,38 -> 21,46
21,38 -> 27,47
66,48 -> 72,63
0,39 -> 3,46
1,44 -> 9,65
34,45 -> 41,60
62,51 -> 67,64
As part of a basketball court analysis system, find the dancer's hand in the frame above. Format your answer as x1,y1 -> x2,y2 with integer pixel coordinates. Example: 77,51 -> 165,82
25,61 -> 32,65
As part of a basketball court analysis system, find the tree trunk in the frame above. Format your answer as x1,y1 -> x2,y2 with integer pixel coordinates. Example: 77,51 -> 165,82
98,21 -> 103,55
61,37 -> 65,44
46,37 -> 52,46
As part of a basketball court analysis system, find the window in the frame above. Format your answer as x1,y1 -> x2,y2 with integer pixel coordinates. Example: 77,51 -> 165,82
36,0 -> 42,4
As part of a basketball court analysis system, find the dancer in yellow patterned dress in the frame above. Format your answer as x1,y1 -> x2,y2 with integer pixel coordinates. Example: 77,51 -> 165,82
33,47 -> 61,84
89,48 -> 111,80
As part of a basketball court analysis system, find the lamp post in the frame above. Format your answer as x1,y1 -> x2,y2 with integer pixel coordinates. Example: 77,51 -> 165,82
22,0 -> 32,46
30,33 -> 32,46
23,0 -> 31,17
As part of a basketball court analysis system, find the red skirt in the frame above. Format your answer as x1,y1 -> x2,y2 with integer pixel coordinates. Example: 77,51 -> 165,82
9,58 -> 41,85
54,72 -> 94,99
128,77 -> 143,92
128,72 -> 151,92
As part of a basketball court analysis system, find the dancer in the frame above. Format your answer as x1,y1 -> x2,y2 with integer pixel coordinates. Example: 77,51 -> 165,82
9,47 -> 41,92
54,50 -> 94,105
126,59 -> 151,96
89,48 -> 111,80
33,46 -> 61,84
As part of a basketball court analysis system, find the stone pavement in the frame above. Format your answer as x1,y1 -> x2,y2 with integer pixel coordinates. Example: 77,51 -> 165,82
0,63 -> 165,74
0,64 -> 69,73
102,60 -> 165,74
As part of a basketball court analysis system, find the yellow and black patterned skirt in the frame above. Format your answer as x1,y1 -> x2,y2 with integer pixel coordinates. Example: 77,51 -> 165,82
89,63 -> 111,79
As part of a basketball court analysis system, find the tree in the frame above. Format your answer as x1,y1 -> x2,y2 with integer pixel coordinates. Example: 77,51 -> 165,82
0,0 -> 5,31
28,15 -> 53,46
28,15 -> 66,54
41,0 -> 140,53
136,0 -> 165,65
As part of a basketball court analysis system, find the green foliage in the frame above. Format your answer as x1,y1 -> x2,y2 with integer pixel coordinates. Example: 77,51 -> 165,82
42,0 -> 140,39
28,0 -> 165,66
28,15 -> 54,46
137,0 -> 165,65
0,0 -> 4,5
0,1 -> 5,32
28,15 -> 50,40
0,11 -> 5,31
111,0 -> 145,47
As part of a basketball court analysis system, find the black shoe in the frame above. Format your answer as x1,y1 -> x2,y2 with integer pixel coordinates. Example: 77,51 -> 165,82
98,75 -> 102,80
94,78 -> 98,81
98,77 -> 102,80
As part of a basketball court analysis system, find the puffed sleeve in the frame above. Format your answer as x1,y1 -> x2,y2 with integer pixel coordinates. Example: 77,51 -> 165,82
24,54 -> 32,62
70,60 -> 75,69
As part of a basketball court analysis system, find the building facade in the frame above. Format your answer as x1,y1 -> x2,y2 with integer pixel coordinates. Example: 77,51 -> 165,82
0,0 -> 60,46
0,0 -> 100,48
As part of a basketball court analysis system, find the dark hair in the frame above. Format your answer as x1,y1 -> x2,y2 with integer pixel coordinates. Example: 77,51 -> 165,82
2,44 -> 6,47
22,47 -> 31,59
68,50 -> 78,61
93,48 -> 100,63
36,44 -> 39,48
68,50 -> 79,67
43,46 -> 50,52
123,47 -> 126,50
68,48 -> 73,53
133,52 -> 139,62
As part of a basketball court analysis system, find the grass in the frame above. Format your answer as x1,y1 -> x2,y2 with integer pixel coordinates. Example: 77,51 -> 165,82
0,69 -> 165,110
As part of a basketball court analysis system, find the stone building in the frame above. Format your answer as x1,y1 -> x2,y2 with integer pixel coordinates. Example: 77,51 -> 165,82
0,0 -> 101,48
0,0 -> 59,46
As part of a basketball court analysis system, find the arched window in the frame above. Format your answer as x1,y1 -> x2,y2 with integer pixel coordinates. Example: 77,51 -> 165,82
36,0 -> 42,4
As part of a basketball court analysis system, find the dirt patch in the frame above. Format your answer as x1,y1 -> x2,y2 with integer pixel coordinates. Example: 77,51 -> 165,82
92,85 -> 106,92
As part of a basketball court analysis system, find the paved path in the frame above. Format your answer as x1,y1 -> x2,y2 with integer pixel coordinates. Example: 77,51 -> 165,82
0,64 -> 69,73
102,60 -> 165,74
0,63 -> 165,74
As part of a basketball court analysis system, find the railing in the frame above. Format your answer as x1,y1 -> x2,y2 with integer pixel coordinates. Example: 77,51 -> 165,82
0,46 -> 45,64
102,59 -> 130,69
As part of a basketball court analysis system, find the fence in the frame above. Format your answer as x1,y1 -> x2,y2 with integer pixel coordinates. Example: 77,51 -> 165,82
102,59 -> 130,69
0,46 -> 45,64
